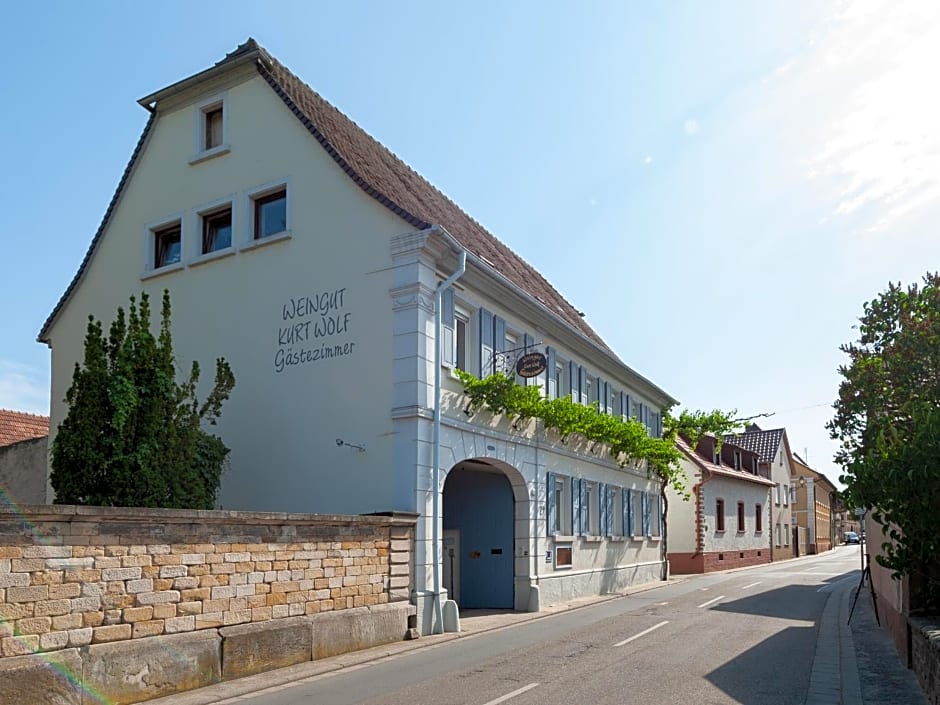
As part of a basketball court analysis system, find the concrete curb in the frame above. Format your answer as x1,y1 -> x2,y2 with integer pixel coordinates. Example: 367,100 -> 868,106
804,578 -> 861,705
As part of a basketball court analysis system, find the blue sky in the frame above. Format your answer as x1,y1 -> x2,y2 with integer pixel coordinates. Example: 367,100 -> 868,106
3,1 -> 939,484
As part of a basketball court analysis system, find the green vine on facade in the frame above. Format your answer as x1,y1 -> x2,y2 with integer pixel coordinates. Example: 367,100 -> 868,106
454,371 -> 742,496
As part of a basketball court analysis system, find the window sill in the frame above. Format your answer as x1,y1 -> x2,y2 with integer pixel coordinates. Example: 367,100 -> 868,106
240,230 -> 292,252
140,262 -> 184,281
553,534 -> 575,543
581,535 -> 603,543
189,144 -> 231,165
608,536 -> 627,543
190,247 -> 236,268
629,534 -> 645,542
648,536 -> 662,542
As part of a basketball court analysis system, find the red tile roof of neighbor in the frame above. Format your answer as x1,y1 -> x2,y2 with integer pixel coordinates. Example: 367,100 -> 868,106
38,38 -> 612,356
676,436 -> 775,487
0,410 -> 49,447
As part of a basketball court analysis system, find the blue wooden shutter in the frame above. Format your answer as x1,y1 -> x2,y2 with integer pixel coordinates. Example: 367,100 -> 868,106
620,392 -> 630,422
570,476 -> 580,535
493,316 -> 506,373
598,482 -> 608,536
604,382 -> 612,414
546,472 -> 557,535
643,492 -> 651,536
579,367 -> 589,405
569,361 -> 578,401
546,347 -> 557,398
595,377 -> 604,411
624,489 -> 632,536
479,309 -> 493,376
441,287 -> 455,367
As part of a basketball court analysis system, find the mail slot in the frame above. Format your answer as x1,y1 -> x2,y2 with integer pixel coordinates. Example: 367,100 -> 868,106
490,548 -> 503,555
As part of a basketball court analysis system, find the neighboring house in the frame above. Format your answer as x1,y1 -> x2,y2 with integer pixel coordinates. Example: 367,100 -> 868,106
37,39 -> 676,634
0,409 -> 50,506
724,424 -> 796,560
790,453 -> 837,554
668,435 -> 774,573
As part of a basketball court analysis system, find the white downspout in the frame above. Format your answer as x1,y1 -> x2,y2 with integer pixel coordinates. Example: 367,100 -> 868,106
432,246 -> 466,634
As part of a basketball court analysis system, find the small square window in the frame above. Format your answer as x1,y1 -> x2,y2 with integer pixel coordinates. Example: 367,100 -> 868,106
153,223 -> 181,269
202,207 -> 232,254
254,189 -> 287,239
204,106 -> 223,150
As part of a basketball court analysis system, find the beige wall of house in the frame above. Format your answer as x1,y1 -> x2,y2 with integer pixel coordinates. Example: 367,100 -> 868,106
666,458 -> 698,554
701,476 -> 771,553
45,71 -> 409,514
770,444 -> 795,554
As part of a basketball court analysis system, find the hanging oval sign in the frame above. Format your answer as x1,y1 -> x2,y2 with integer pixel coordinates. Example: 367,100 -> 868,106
516,352 -> 548,378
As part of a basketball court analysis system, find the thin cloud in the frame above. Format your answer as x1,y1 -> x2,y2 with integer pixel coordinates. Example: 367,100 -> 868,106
0,360 -> 49,414
644,155 -> 653,165
683,119 -> 699,135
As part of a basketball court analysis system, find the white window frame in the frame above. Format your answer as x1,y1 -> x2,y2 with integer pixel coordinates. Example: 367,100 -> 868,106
631,491 -> 644,537
553,476 -> 572,536
192,196 -> 236,266
611,487 -> 624,537
784,523 -> 790,546
454,307 -> 470,373
650,492 -> 661,538
190,92 -> 230,164
243,179 -> 292,251
142,213 -> 186,279
783,484 -> 789,506
585,482 -> 599,536
775,484 -> 781,506
775,523 -> 782,547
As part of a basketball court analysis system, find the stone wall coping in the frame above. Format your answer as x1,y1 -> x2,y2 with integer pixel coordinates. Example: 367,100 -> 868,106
910,616 -> 940,647
1,505 -> 419,527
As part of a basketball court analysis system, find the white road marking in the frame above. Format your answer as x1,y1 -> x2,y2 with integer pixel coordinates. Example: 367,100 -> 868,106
614,620 -> 670,647
656,601 -> 669,606
741,582 -> 762,590
698,595 -> 725,609
483,683 -> 540,705
700,587 -> 710,591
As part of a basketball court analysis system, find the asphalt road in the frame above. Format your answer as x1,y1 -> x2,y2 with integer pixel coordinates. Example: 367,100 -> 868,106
207,546 -> 870,705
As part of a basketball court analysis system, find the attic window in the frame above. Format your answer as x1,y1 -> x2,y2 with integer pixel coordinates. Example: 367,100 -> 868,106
190,94 -> 230,164
204,106 -> 223,150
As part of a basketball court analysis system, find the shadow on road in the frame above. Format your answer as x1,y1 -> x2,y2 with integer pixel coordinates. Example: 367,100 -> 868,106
703,577 -> 850,705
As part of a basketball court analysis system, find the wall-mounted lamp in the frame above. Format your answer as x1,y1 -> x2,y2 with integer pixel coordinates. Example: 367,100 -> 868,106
335,438 -> 365,452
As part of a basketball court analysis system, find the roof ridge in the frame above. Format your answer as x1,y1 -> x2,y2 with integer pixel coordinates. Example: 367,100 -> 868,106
0,409 -> 50,420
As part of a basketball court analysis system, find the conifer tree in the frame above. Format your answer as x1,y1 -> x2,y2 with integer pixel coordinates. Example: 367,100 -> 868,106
51,291 -> 235,509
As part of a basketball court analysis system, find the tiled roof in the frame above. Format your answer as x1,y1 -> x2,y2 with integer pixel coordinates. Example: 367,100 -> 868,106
41,38 -> 613,355
676,436 -> 774,487
0,410 -> 49,447
249,40 -> 610,351
722,426 -> 785,463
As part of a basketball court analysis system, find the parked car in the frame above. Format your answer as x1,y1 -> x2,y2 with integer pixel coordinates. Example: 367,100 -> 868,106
844,531 -> 860,544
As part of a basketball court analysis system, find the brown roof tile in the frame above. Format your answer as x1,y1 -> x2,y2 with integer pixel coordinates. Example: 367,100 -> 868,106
0,410 -> 49,447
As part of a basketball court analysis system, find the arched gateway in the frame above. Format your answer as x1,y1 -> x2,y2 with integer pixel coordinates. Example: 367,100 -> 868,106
442,458 -> 529,609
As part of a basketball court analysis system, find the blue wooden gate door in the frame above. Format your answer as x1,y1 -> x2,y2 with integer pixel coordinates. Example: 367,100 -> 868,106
443,468 -> 514,609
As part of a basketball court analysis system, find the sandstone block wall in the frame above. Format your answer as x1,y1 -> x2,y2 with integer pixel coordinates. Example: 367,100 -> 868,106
0,505 -> 415,659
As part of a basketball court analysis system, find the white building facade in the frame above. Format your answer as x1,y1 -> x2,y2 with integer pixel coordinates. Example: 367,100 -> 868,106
39,40 -> 675,634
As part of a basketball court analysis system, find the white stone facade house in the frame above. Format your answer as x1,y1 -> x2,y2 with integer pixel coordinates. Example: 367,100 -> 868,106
667,436 -> 774,573
724,425 -> 796,560
38,40 -> 676,634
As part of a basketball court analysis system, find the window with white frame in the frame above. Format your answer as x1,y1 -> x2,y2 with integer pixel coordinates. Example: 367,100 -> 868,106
584,374 -> 595,407
547,473 -> 572,535
611,487 -> 623,536
455,311 -> 469,372
649,493 -> 661,537
784,523 -> 790,546
775,484 -> 781,505
192,94 -> 229,161
632,491 -> 644,537
585,481 -> 599,535
775,523 -> 782,546
783,484 -> 789,506
554,361 -> 565,400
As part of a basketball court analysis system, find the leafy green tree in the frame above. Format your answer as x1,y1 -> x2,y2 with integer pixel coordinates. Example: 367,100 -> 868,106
51,291 -> 235,509
828,273 -> 940,611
